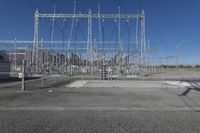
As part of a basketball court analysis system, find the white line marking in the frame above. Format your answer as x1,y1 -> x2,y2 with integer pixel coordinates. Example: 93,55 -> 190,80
164,81 -> 196,87
0,106 -> 199,112
66,80 -> 88,88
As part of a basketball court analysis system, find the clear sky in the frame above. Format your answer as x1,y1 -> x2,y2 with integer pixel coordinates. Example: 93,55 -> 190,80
0,0 -> 199,65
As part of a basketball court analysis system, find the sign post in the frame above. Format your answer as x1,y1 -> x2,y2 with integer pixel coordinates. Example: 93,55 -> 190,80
20,60 -> 25,91
42,64 -> 44,86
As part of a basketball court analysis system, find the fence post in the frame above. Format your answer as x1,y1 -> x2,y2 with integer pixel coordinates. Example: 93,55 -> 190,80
22,60 -> 25,91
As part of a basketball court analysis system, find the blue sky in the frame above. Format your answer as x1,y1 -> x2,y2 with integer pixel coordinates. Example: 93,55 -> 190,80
0,0 -> 200,65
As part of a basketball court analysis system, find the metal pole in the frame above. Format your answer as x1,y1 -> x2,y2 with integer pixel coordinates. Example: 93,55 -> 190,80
140,10 -> 145,75
118,6 -> 121,66
127,19 -> 130,65
14,38 -> 17,71
42,64 -> 44,86
176,45 -> 179,69
22,60 -> 25,91
87,9 -> 92,74
49,64 -> 52,84
32,9 -> 39,73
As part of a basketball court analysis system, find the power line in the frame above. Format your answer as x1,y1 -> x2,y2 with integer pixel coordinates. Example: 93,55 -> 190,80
23,0 -> 38,9
113,0 -> 122,7
76,20 -> 87,40
121,20 -> 130,38
52,0 -> 63,13
137,0 -> 144,11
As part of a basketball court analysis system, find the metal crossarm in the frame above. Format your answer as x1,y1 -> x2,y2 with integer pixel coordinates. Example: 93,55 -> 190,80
38,14 -> 143,19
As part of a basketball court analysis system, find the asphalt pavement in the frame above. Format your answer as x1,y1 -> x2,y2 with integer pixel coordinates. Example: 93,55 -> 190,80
0,80 -> 200,133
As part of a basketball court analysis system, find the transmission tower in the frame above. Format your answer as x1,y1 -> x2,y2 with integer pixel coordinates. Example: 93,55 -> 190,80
87,9 -> 93,74
32,9 -> 39,73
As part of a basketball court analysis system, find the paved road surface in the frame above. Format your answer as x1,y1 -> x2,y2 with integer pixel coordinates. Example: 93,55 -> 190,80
0,80 -> 200,133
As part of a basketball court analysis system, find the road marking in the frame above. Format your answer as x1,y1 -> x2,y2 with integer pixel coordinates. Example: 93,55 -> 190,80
164,81 -> 200,88
164,81 -> 190,87
66,80 -> 88,88
0,106 -> 199,112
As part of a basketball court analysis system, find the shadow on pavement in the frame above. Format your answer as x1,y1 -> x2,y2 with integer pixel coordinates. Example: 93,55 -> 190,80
0,77 -> 40,84
180,82 -> 200,96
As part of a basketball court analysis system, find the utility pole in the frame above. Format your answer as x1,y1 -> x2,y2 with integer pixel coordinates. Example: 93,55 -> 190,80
42,64 -> 44,86
14,38 -> 17,70
136,11 -> 139,70
127,19 -> 130,65
102,19 -> 105,65
87,9 -> 92,74
176,45 -> 179,69
158,46 -> 161,72
140,10 -> 145,75
21,60 -> 25,91
68,1 -> 76,76
118,6 -> 122,66
33,9 -> 39,73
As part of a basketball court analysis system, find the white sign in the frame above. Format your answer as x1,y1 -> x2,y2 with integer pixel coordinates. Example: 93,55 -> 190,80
18,73 -> 22,78
108,67 -> 112,72
82,68 -> 86,74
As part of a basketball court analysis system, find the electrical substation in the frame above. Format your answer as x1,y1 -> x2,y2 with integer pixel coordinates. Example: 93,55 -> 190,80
0,1 -> 155,80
